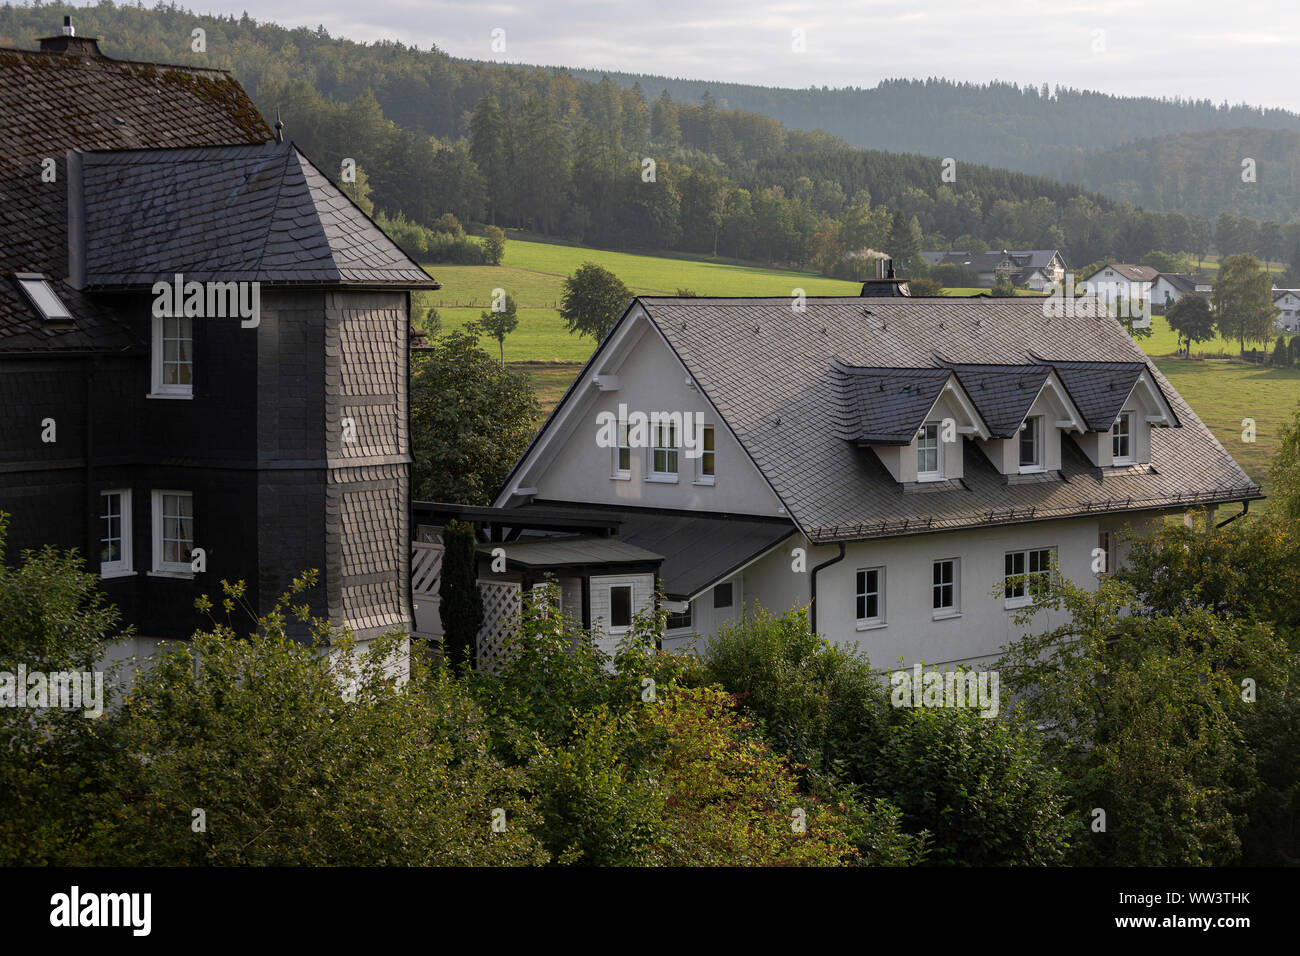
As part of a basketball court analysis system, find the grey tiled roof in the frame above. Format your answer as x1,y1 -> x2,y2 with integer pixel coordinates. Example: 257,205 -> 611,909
0,43 -> 270,351
940,362 -> 1052,437
1032,357 -> 1166,432
636,296 -> 1260,542
75,142 -> 437,288
832,363 -> 953,444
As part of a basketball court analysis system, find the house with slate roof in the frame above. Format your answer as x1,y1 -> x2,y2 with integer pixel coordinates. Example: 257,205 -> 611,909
920,250 -> 1066,290
1149,273 -> 1213,314
487,289 -> 1260,668
0,19 -> 438,669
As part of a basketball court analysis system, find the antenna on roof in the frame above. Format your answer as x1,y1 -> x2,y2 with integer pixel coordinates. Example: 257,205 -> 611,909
63,16 -> 74,36
274,111 -> 284,143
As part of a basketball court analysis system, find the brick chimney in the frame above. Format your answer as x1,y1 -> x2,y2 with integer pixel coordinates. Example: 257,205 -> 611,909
39,16 -> 104,56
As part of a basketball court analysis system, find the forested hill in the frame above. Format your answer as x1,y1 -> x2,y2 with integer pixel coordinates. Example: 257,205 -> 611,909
559,68 -> 1300,181
0,3 -> 1278,273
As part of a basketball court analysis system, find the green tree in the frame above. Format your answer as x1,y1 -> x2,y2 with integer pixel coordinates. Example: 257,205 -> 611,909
409,327 -> 540,503
339,163 -> 375,215
469,92 -> 510,225
990,274 -> 1017,297
1270,404 -> 1300,522
1274,334 -> 1291,367
559,262 -> 632,341
887,209 -> 922,275
439,520 -> 484,675
1165,294 -> 1216,354
1214,253 -> 1279,351
481,224 -> 506,265
479,293 -> 519,364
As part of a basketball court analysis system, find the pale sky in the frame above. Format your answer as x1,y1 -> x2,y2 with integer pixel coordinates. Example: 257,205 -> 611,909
95,0 -> 1300,113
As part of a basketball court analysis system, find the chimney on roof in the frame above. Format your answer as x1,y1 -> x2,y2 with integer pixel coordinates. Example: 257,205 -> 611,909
39,16 -> 104,56
860,256 -> 912,297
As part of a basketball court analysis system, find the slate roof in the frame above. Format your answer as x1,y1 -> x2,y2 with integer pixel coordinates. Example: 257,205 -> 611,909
73,142 -> 437,288
476,536 -> 663,569
831,363 -> 956,444
518,503 -> 797,600
1034,357 -> 1169,432
1089,263 -> 1159,282
1159,273 -> 1212,294
625,296 -> 1259,543
939,362 -> 1054,437
0,40 -> 270,351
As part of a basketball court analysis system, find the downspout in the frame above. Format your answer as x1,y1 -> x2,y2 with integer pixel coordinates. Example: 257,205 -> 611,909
1216,500 -> 1250,529
83,356 -> 95,564
809,541 -> 845,635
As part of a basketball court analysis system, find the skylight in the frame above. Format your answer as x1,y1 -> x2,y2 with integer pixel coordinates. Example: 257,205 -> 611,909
15,273 -> 73,324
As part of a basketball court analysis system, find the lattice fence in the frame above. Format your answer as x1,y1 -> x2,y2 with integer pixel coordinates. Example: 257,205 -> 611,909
410,541 -> 443,638
477,581 -> 522,673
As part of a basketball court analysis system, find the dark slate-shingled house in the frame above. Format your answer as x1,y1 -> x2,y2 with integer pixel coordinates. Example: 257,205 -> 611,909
0,21 -> 438,665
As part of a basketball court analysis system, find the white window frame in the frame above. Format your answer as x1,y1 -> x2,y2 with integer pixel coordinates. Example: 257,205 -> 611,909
1004,547 -> 1055,609
611,418 -> 631,479
1112,411 -> 1134,464
932,558 -> 960,619
608,583 -> 634,632
855,566 -> 886,629
648,420 -> 679,482
1019,415 -> 1043,472
694,425 -> 716,486
1097,530 -> 1115,577
916,423 -> 942,481
665,600 -> 693,631
150,314 -> 194,399
99,489 -> 133,578
151,490 -> 194,577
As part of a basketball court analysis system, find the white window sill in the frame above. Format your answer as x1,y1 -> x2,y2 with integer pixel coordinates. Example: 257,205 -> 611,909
610,473 -> 631,481
148,569 -> 194,580
1018,466 -> 1045,475
856,621 -> 887,631
1111,459 -> 1136,467
146,392 -> 193,401
932,610 -> 962,621
99,568 -> 135,580
1003,597 -> 1033,610
645,475 -> 678,484
916,474 -> 944,483
693,478 -> 716,486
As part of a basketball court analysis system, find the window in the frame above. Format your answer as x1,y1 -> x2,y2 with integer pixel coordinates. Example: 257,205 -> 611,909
1097,531 -> 1115,576
665,602 -> 692,630
14,273 -> 72,324
1019,416 -> 1042,469
612,418 -> 631,478
916,423 -> 941,480
99,490 -> 132,577
1004,548 -> 1054,605
713,582 -> 733,610
855,567 -> 885,626
933,558 -> 959,615
609,584 -> 633,629
651,420 -> 678,478
696,426 -> 716,485
151,315 -> 193,398
151,490 -> 193,575
1112,412 -> 1133,463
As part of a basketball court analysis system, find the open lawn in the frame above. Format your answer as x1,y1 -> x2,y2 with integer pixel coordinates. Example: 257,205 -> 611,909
1154,359 -> 1300,494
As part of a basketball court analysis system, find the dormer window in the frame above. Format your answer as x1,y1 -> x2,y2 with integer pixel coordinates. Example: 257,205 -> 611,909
14,273 -> 72,325
1112,412 -> 1134,464
1018,416 -> 1043,471
916,423 -> 942,480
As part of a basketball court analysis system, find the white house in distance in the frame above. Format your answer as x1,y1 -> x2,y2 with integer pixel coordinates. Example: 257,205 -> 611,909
1079,263 -> 1158,305
1149,273 -> 1213,314
481,286 -> 1260,670
921,249 -> 1066,291
1274,289 -> 1300,332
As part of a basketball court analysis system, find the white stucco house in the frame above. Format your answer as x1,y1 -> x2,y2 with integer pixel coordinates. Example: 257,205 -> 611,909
463,285 -> 1260,671
1149,273 -> 1213,314
1274,289 -> 1300,332
1079,263 -> 1158,309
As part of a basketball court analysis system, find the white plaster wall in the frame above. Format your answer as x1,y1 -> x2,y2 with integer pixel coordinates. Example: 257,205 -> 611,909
529,322 -> 785,517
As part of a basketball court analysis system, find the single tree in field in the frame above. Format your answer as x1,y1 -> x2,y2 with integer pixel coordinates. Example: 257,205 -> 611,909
1213,254 -> 1279,352
479,293 -> 519,364
560,263 -> 632,341
439,519 -> 484,675
990,274 -> 1017,297
1165,295 -> 1216,355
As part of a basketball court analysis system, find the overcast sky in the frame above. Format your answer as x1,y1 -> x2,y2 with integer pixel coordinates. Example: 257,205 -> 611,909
133,0 -> 1300,112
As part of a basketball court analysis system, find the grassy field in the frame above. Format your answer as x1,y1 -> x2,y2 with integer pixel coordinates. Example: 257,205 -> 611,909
422,236 -> 1298,487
